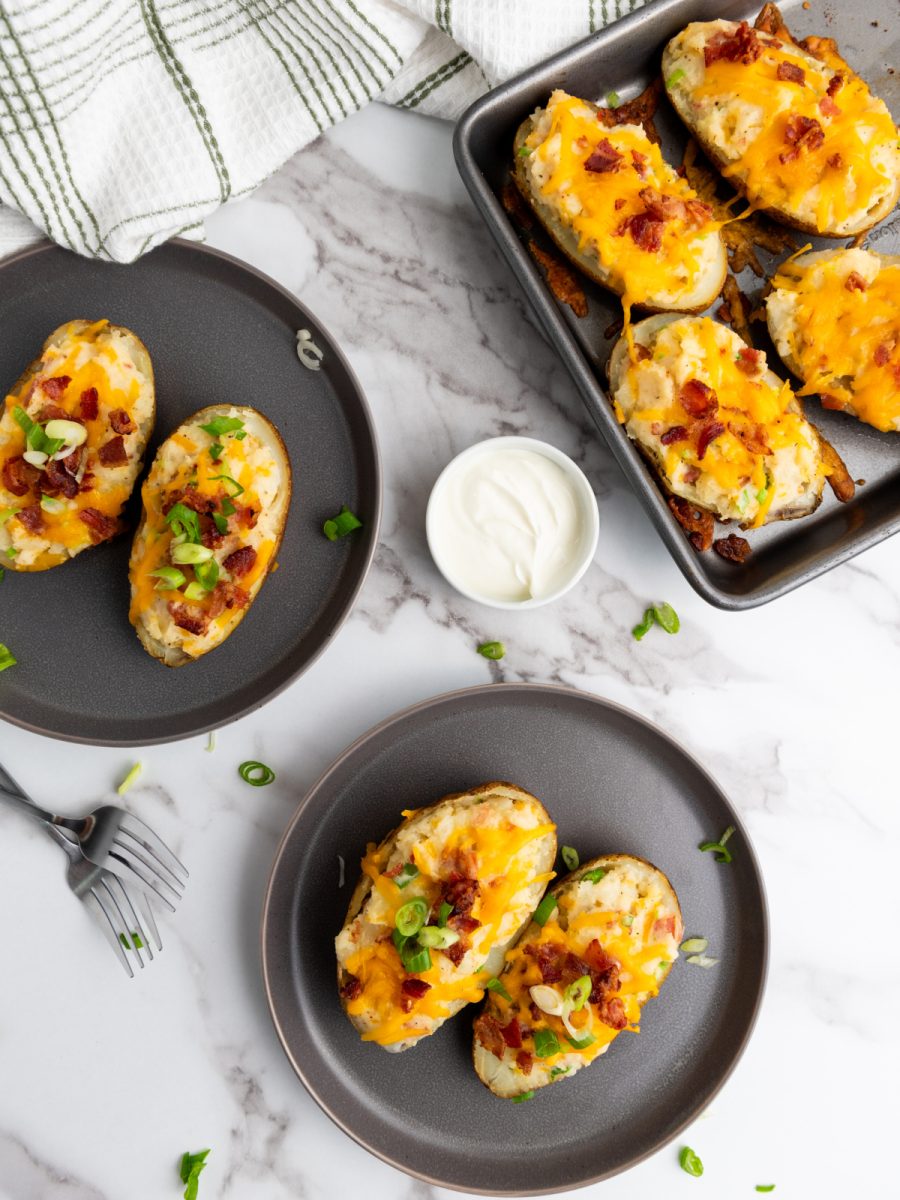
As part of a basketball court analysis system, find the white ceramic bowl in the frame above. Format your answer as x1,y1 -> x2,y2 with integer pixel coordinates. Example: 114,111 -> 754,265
425,436 -> 600,610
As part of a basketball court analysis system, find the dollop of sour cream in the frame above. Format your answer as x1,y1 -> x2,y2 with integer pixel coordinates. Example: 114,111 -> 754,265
429,447 -> 588,603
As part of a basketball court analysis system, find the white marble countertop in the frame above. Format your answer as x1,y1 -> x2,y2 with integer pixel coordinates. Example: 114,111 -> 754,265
1,101 -> 898,1200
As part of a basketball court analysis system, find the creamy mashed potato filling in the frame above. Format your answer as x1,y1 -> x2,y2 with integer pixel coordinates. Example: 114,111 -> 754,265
0,320 -> 153,570
128,407 -> 282,658
613,316 -> 826,526
335,790 -> 556,1048
664,20 -> 900,234
521,90 -> 723,307
767,249 -> 900,433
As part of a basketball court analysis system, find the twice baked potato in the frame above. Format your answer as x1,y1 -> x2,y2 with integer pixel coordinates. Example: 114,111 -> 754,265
0,320 -> 155,571
766,248 -> 900,434
662,9 -> 900,237
607,313 -> 852,527
128,404 -> 290,666
514,90 -> 727,312
473,854 -> 682,1099
335,782 -> 557,1052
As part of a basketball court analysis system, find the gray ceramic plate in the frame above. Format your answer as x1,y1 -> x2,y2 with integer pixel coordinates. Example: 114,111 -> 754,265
0,241 -> 380,745
262,683 -> 767,1194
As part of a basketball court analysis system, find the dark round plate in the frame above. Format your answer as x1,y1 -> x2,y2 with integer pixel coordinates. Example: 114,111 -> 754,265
0,241 -> 380,745
262,683 -> 768,1195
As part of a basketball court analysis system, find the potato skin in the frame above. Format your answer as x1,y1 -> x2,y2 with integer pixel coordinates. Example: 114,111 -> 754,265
128,404 -> 291,667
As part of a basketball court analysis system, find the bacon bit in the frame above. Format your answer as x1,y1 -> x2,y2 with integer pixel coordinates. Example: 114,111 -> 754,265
516,1050 -> 534,1075
584,138 -> 623,173
818,94 -> 841,117
697,419 -> 726,460
16,503 -> 44,534
207,580 -> 249,615
500,1018 -> 524,1049
683,198 -> 714,228
827,72 -> 844,96
714,534 -> 752,563
583,938 -> 618,980
474,1013 -> 505,1057
638,186 -> 685,222
232,502 -> 259,530
704,21 -> 761,65
42,456 -> 79,499
79,506 -> 119,544
874,341 -> 894,367
614,197 -> 626,210
595,996 -> 627,1030
79,387 -> 99,421
618,211 -> 664,252
98,435 -> 128,467
449,914 -> 481,935
631,149 -> 648,178
339,974 -> 362,1001
109,409 -> 135,434
736,346 -> 764,375
779,114 -> 824,163
223,545 -> 257,578
1,455 -> 40,497
443,940 -> 466,966
167,602 -> 209,636
36,403 -> 69,423
652,915 -> 676,939
524,941 -> 564,984
169,484 -> 218,517
661,425 -> 689,445
844,271 -> 867,292
679,378 -> 718,418
41,375 -> 71,400
729,418 -> 771,455
683,466 -> 701,485
668,496 -> 714,552
442,877 -> 479,915
827,152 -> 843,169
400,979 -> 431,1000
776,61 -> 805,84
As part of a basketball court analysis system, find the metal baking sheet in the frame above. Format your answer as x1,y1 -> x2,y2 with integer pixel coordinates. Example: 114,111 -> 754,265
454,0 -> 899,609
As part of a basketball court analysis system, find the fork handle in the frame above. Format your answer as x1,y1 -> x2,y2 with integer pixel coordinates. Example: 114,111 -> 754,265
0,762 -> 63,828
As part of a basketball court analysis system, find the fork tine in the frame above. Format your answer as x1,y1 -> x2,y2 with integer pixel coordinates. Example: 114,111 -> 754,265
85,885 -> 135,978
98,876 -> 147,970
117,813 -> 188,881
111,834 -> 184,895
108,875 -> 154,964
138,893 -> 163,951
108,842 -> 180,911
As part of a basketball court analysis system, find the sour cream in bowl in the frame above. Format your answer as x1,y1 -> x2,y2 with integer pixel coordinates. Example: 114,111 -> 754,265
426,437 -> 599,609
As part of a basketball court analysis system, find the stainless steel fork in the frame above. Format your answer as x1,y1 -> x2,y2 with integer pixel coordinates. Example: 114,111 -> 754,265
0,760 -> 188,911
45,821 -> 163,977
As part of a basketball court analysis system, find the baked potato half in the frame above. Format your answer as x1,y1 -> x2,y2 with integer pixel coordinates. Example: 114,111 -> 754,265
335,782 -> 557,1052
766,248 -> 900,434
0,320 -> 155,570
662,10 -> 900,237
128,404 -> 291,667
607,313 -> 852,528
513,90 -> 727,312
473,854 -> 682,1099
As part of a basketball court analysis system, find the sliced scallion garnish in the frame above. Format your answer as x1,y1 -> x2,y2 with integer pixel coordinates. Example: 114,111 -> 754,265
0,508 -> 17,524
238,760 -> 275,786
39,494 -> 64,513
565,1030 -> 595,1050
679,1146 -> 703,1177
564,975 -> 591,1012
485,976 -> 511,1001
699,824 -> 736,864
511,1091 -> 535,1103
183,582 -> 208,600
199,416 -> 244,437
561,845 -> 579,871
418,925 -> 460,949
221,497 -> 236,517
393,862 -> 419,889
533,893 -> 557,927
400,942 -> 431,974
171,542 -> 214,564
395,898 -> 428,937
0,643 -> 16,672
680,937 -> 708,954
437,900 -> 453,926
550,1066 -> 570,1078
212,512 -> 228,535
149,566 -> 187,591
665,68 -> 685,87
323,505 -> 362,541
606,90 -> 620,108
117,762 -> 142,795
518,145 -> 531,157
194,558 -> 219,591
210,473 -> 244,497
755,1187 -> 776,1194
477,640 -> 505,660
581,868 -> 606,884
533,1027 -> 561,1058
180,1148 -> 211,1199
119,930 -> 144,950
165,503 -> 202,544
209,442 -> 224,462
622,913 -> 634,927
686,954 -> 719,968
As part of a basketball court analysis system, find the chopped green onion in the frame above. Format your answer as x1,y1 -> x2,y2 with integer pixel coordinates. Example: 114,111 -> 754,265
165,503 -> 202,544
532,894 -> 557,926
12,407 -> 65,457
209,473 -> 244,497
565,1030 -> 595,1050
418,924 -> 460,949
238,760 -> 275,786
756,1188 -> 776,1194
665,68 -> 685,87
44,419 -> 87,446
550,1066 -> 570,1078
437,900 -> 453,926
119,931 -> 144,950
194,558 -> 220,591
183,582 -> 208,601
395,898 -> 428,937
212,512 -> 228,535
533,1028 -> 561,1058
687,954 -> 719,968
206,731 -> 216,753
518,145 -> 531,157
220,497 -> 236,517
0,568 -> 4,582
323,505 -> 363,541
632,608 -> 655,640
11,406 -> 32,435
0,507 -> 17,524
477,640 -> 505,660
699,824 -> 736,864
0,643 -> 16,672
400,943 -> 432,974
180,1148 -> 211,1200
511,1091 -> 535,1103
622,913 -> 634,927
117,762 -> 142,795
393,862 -> 419,889
5,548 -> 17,559
581,868 -> 606,884
679,1146 -> 703,1177
564,975 -> 591,1012
209,442 -> 224,462
606,90 -> 621,108
651,602 -> 680,634
757,487 -> 768,504
199,416 -> 244,437
485,976 -> 511,1002
149,566 -> 187,591
172,542 -> 214,564
391,927 -> 408,955
39,494 -> 65,513
561,845 -> 579,871
234,430 -> 247,441
680,937 -> 708,954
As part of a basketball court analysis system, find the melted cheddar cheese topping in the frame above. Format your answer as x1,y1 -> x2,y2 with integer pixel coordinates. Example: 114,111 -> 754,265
767,249 -> 900,433
614,316 -> 827,526
0,320 -> 153,570
520,91 -> 724,309
666,21 -> 900,234
335,792 -> 556,1048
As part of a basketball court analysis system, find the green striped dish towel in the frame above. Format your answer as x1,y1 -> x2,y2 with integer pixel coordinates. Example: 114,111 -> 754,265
0,0 -> 647,263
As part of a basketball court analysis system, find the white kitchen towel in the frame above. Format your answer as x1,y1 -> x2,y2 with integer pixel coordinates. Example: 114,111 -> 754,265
0,0 -> 647,263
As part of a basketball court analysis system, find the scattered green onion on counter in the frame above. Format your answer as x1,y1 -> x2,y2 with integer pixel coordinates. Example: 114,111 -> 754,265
206,731 -> 216,753
679,1146 -> 704,1177
511,1090 -> 535,1103
0,643 -> 15,672
756,1187 -> 776,1193
477,641 -> 505,660
117,762 -> 142,795
180,1147 -> 211,1200
680,937 -> 708,954
699,824 -> 736,864
393,862 -> 419,889
0,568 -> 5,583
238,760 -> 275,787
633,601 -> 680,641
532,893 -> 557,927
485,976 -> 511,1002
323,505 -> 363,541
561,845 -> 579,871
686,954 -> 719,968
